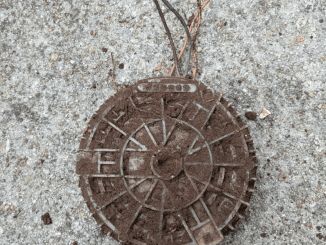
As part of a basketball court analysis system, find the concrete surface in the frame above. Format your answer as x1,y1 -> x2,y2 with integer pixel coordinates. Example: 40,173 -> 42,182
0,0 -> 326,244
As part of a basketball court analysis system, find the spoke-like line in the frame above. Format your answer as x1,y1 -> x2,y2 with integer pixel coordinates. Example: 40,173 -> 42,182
161,98 -> 167,144
187,174 -> 200,196
94,149 -> 119,152
125,148 -> 148,152
241,134 -> 249,158
162,119 -> 167,144
188,136 -> 200,155
199,197 -> 222,235
197,178 -> 250,206
164,101 -> 189,145
190,207 -> 201,224
188,131 -> 235,154
188,174 -> 207,185
144,124 -> 158,147
100,190 -> 128,210
185,162 -> 211,166
209,131 -> 235,145
84,105 -> 114,150
223,192 -> 250,206
124,175 -> 156,179
84,176 -> 117,232
130,137 -> 148,151
178,213 -> 198,245
97,179 -> 106,193
144,179 -> 158,203
217,167 -> 225,187
126,179 -> 158,233
101,117 -> 127,136
163,162 -> 244,167
216,100 -> 237,125
86,174 -> 120,178
128,204 -> 143,233
160,181 -> 176,208
161,98 -> 165,117
188,175 -> 223,234
130,239 -> 147,245
201,104 -> 216,130
215,163 -> 244,167
158,180 -> 166,235
127,178 -> 148,191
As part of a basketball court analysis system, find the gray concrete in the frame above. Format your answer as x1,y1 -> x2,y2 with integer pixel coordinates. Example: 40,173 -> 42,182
0,0 -> 326,244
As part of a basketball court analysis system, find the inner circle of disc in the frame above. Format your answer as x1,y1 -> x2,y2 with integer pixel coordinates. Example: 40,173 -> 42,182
120,118 -> 214,212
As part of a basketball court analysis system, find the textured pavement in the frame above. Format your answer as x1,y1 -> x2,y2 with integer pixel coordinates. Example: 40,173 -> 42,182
0,0 -> 326,244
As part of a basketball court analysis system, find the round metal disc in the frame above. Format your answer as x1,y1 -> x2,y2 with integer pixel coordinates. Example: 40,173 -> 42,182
77,77 -> 257,245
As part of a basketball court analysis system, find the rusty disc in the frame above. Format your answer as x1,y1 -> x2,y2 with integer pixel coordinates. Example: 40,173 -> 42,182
77,77 -> 257,245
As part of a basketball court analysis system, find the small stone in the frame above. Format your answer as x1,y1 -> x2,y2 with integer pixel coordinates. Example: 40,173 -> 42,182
279,172 -> 290,183
261,233 -> 267,237
5,163 -> 9,168
72,242 -> 78,245
119,63 -> 124,69
40,159 -> 44,164
259,108 -> 271,119
4,205 -> 10,211
245,112 -> 257,120
290,38 -> 295,45
154,66 -> 162,71
41,212 -> 52,225
51,53 -> 58,61
48,62 -> 53,68
197,47 -> 202,52
316,233 -> 324,239
135,23 -> 140,27
18,158 -> 27,166
320,19 -> 324,23
305,129 -> 312,136
102,48 -> 107,52
297,201 -> 302,208
305,223 -> 313,229
297,36 -> 305,42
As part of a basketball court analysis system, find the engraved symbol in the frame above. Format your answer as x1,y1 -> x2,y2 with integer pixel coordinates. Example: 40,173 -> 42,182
190,101 -> 210,120
138,83 -> 197,92
96,151 -> 116,173
193,222 -> 223,245
217,198 -> 233,212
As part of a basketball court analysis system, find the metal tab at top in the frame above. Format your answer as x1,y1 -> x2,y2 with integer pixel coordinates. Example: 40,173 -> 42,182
138,83 -> 197,93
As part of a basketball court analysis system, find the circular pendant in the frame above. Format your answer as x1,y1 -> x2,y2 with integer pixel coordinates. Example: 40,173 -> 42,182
77,77 -> 257,244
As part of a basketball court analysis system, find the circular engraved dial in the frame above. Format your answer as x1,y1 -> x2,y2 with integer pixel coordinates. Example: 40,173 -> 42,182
77,77 -> 257,245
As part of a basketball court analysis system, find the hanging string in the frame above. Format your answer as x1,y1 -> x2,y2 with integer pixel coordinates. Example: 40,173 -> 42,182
161,0 -> 192,77
169,0 -> 210,78
192,0 -> 203,78
153,0 -> 181,77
